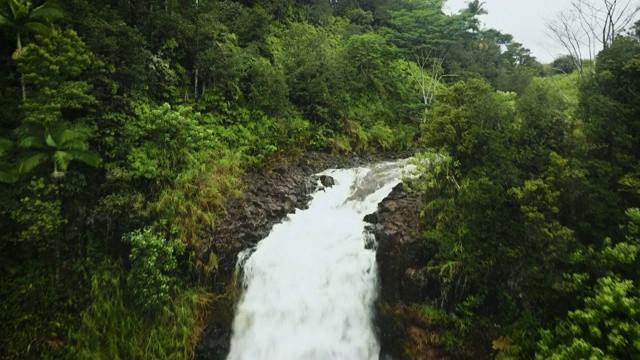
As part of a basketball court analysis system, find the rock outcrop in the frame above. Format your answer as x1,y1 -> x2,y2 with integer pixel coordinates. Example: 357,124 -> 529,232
366,182 -> 447,360
367,182 -> 437,304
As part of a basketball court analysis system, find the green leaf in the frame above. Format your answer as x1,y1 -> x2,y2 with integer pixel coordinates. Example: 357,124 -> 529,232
23,21 -> 50,36
30,2 -> 64,21
45,133 -> 57,147
18,135 -> 46,149
53,150 -> 73,171
67,150 -> 102,168
19,151 -> 49,173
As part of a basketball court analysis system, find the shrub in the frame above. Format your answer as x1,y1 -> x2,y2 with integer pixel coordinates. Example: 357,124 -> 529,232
124,228 -> 182,314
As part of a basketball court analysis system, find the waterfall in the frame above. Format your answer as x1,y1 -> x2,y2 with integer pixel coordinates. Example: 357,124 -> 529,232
227,161 -> 408,360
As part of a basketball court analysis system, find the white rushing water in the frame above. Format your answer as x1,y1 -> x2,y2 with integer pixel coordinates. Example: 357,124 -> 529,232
227,161 -> 409,360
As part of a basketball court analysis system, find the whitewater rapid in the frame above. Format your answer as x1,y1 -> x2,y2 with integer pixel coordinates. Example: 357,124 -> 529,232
227,161 -> 408,360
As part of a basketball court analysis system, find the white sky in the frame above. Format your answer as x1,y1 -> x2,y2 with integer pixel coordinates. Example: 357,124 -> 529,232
444,0 -> 576,63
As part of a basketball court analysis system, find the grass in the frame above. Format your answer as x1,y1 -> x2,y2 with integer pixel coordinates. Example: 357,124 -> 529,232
539,71 -> 583,109
70,262 -> 211,360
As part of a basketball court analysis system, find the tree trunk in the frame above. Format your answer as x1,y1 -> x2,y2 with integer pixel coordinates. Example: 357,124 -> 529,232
194,68 -> 199,99
194,0 -> 199,99
21,77 -> 26,101
17,33 -> 26,101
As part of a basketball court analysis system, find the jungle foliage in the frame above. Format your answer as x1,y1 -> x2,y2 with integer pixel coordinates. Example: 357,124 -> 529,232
1,0 -> 634,358
407,21 -> 640,359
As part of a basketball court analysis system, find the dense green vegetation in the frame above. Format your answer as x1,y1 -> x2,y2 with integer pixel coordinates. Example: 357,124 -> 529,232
407,20 -> 640,359
1,0 -> 637,358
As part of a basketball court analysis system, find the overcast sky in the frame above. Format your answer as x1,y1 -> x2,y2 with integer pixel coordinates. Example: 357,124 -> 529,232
444,0 -> 576,63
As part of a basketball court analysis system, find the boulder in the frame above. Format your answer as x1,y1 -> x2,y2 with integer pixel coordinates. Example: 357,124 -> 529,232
319,174 -> 335,188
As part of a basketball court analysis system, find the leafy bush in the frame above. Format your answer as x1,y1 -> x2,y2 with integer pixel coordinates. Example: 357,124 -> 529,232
537,276 -> 640,360
124,228 -> 182,314
391,123 -> 419,150
536,209 -> 640,359
10,178 -> 65,248
107,102 -> 243,244
367,121 -> 394,151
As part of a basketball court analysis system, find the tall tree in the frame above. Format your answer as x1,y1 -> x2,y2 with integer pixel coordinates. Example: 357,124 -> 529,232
0,0 -> 63,100
459,0 -> 487,33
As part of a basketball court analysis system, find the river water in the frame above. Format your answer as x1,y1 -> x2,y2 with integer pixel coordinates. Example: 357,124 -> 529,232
227,161 -> 408,360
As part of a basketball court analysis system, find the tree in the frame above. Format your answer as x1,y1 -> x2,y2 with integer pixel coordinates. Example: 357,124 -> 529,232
536,209 -> 640,359
459,0 -> 487,33
17,29 -> 99,126
385,1 -> 493,118
17,121 -> 101,179
494,42 -> 542,94
551,54 -> 578,74
408,52 -> 452,122
537,276 -> 640,359
385,1 -> 466,56
545,0 -> 640,78
0,0 -> 64,100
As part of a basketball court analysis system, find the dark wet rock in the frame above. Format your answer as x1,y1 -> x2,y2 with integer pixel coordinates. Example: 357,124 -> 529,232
363,232 -> 377,250
196,326 -> 230,360
403,267 -> 431,303
363,212 -> 378,224
377,303 -> 451,360
367,183 -> 438,303
319,174 -> 335,188
367,182 -> 447,360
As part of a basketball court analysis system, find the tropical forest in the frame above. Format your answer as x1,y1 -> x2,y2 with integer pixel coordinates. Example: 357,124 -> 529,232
1,0 -> 640,358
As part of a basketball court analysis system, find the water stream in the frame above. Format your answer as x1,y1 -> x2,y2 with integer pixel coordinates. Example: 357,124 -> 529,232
227,161 -> 408,360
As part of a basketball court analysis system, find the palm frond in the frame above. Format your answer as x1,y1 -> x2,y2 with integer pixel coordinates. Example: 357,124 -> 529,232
69,122 -> 94,137
53,150 -> 73,171
19,151 -> 49,174
57,128 -> 88,145
68,150 -> 102,168
23,21 -> 50,36
62,138 -> 89,151
50,121 -> 91,144
0,172 -> 18,183
15,120 -> 43,134
11,0 -> 29,19
30,1 -> 64,21
18,135 -> 47,149
7,0 -> 19,16
45,132 -> 57,147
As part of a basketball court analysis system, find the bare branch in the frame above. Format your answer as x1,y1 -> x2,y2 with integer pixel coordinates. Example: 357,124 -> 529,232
546,0 -> 640,76
409,51 -> 453,122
